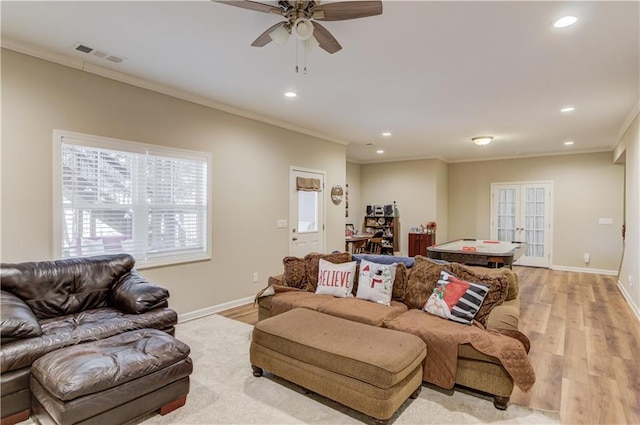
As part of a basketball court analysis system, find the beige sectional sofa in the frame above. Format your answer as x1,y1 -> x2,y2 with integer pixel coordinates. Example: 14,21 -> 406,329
256,252 -> 533,410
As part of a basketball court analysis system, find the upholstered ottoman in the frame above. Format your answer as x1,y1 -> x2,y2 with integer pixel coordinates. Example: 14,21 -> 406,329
30,329 -> 192,425
250,308 -> 426,423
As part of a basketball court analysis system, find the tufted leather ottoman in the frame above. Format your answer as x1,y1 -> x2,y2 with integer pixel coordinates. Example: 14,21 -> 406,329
251,308 -> 426,423
29,329 -> 192,425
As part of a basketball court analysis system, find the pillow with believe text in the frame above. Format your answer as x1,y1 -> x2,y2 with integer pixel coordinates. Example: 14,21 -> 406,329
315,259 -> 357,298
355,260 -> 397,306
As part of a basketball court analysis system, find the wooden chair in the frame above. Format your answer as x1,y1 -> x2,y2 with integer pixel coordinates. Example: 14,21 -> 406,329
363,237 -> 383,254
351,238 -> 368,254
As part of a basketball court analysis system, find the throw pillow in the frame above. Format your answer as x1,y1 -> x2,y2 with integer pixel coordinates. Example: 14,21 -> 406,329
355,260 -> 397,306
315,259 -> 357,298
423,270 -> 490,325
304,252 -> 352,292
391,262 -> 408,302
445,263 -> 509,325
1,290 -> 42,341
282,256 -> 308,289
404,256 -> 446,309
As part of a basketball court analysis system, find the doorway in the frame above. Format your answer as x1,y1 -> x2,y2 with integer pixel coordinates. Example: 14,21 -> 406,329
289,167 -> 325,257
491,182 -> 553,267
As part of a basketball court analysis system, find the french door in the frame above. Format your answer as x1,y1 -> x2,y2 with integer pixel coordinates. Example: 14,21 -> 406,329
289,167 -> 325,257
491,182 -> 552,267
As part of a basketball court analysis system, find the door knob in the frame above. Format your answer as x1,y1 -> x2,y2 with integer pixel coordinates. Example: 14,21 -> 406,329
292,237 -> 298,241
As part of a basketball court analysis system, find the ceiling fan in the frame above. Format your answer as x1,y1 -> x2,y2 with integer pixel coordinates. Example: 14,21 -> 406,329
215,1 -> 383,54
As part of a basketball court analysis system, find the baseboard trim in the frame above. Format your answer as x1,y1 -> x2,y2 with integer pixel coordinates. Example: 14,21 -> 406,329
178,296 -> 255,324
550,265 -> 618,275
617,281 -> 640,322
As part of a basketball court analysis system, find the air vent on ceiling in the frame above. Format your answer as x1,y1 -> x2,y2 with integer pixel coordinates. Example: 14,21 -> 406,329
73,42 -> 125,64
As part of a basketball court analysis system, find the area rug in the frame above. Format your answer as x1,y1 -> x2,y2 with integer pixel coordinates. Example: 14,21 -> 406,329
131,313 -> 560,425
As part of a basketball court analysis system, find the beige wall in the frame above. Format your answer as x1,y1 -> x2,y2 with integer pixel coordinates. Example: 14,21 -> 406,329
448,152 -> 624,271
360,159 -> 447,255
346,161 -> 362,231
1,49 -> 346,316
614,112 -> 640,316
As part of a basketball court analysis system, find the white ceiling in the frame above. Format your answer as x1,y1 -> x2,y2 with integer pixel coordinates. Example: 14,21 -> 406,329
2,1 -> 638,163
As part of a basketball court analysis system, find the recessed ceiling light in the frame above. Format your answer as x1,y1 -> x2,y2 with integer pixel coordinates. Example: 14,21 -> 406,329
382,132 -> 391,137
376,149 -> 384,154
554,16 -> 577,28
284,91 -> 297,98
564,141 -> 575,146
472,136 -> 493,146
561,106 -> 575,113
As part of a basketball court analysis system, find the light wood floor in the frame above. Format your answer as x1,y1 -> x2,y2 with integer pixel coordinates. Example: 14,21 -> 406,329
218,267 -> 640,424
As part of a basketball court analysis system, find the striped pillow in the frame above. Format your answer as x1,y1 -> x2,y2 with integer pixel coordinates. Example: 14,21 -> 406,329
423,270 -> 490,325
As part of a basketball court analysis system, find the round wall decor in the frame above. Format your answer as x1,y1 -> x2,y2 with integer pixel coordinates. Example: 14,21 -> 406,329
331,185 -> 344,205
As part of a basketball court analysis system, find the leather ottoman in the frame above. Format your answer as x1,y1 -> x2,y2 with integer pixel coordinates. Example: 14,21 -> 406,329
29,329 -> 192,425
250,308 -> 426,423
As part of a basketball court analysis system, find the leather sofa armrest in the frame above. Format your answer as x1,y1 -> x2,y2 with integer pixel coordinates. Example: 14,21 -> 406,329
485,297 -> 519,331
110,270 -> 169,314
1,290 -> 42,341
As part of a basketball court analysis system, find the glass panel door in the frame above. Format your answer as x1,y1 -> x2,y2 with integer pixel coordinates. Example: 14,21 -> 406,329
492,182 -> 552,267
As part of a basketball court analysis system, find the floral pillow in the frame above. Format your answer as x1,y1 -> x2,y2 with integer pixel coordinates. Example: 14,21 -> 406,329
315,259 -> 357,298
355,260 -> 397,306
423,270 -> 490,325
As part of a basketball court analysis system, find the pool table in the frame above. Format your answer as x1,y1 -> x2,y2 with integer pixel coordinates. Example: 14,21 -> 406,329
427,239 -> 527,268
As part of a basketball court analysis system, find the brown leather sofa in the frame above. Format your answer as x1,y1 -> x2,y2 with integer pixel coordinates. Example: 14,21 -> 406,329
257,252 -> 531,410
0,254 -> 178,425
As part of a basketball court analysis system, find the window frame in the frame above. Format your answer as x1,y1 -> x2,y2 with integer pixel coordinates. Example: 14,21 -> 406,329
53,130 -> 212,269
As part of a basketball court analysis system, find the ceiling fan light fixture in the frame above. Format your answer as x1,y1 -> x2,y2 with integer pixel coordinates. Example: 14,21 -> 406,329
269,25 -> 290,46
472,136 -> 493,146
292,18 -> 314,41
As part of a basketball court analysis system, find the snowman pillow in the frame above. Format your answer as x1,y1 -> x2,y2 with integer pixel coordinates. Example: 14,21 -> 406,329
355,259 -> 397,306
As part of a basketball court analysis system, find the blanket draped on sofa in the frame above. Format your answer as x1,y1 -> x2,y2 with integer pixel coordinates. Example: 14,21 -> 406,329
384,309 -> 534,392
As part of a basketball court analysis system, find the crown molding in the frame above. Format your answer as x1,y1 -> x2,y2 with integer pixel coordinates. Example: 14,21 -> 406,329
1,37 -> 349,147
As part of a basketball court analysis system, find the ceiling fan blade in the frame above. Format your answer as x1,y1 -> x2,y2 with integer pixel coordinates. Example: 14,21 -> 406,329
215,0 -> 283,15
251,21 -> 287,47
312,1 -> 382,21
310,21 -> 342,54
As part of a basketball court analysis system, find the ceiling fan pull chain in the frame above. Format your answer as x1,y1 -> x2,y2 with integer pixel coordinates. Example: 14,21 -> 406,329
303,40 -> 308,74
295,38 -> 299,73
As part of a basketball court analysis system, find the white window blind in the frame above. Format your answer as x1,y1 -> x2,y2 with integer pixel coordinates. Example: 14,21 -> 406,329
55,131 -> 210,267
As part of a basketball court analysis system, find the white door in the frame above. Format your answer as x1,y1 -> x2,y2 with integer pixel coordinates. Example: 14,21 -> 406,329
491,182 -> 552,267
289,168 -> 325,257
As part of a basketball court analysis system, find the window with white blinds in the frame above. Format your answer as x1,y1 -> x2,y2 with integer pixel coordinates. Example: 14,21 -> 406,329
54,131 -> 210,268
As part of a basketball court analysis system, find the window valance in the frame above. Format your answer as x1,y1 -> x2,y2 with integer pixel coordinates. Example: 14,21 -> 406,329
296,177 -> 321,192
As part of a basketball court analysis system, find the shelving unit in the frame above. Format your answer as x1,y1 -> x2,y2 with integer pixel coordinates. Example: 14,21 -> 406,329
363,215 -> 399,254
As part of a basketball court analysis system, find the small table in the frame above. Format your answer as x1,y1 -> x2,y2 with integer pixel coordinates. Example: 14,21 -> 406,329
427,239 -> 527,268
345,235 -> 370,253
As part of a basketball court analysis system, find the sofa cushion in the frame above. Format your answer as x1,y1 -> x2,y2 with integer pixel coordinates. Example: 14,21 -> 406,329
316,298 -> 408,327
356,260 -> 397,306
0,307 -> 177,373
282,257 -> 308,289
404,256 -> 446,310
304,252 -> 352,292
444,263 -> 509,326
315,259 -> 357,298
423,271 -> 490,325
268,292 -> 335,317
465,265 -> 519,301
1,290 -> 42,342
0,254 -> 135,320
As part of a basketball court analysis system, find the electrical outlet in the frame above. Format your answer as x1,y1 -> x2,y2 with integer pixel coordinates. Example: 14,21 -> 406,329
253,272 -> 258,283
629,274 -> 634,287
584,253 -> 590,263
